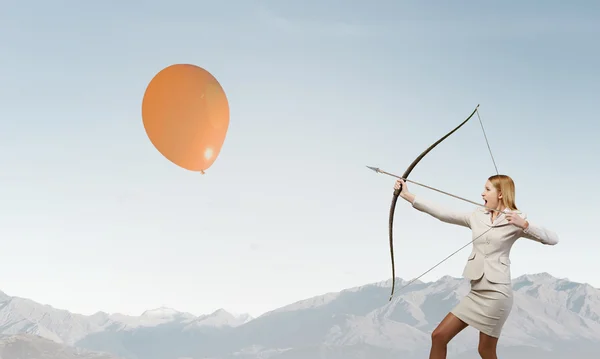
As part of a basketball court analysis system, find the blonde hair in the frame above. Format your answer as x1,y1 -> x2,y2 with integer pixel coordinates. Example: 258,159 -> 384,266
488,174 -> 518,210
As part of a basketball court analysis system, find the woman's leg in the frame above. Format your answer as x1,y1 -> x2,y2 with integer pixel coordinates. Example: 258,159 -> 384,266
429,312 -> 468,359
477,331 -> 499,359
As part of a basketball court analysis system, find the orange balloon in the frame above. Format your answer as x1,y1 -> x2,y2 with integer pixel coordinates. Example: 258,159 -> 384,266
142,64 -> 229,173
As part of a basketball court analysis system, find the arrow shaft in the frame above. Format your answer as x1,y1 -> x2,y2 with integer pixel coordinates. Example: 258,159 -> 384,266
372,167 -> 504,214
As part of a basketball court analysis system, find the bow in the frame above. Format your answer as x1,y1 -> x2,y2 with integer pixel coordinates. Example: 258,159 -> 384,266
383,104 -> 490,301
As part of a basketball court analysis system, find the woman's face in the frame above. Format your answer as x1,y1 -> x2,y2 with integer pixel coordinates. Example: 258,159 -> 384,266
481,180 -> 501,209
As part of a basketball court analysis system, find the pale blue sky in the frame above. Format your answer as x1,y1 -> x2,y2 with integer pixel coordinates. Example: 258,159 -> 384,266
1,0 -> 598,317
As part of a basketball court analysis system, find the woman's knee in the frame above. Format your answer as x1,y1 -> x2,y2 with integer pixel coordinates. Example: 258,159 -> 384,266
431,327 -> 451,345
431,313 -> 468,345
478,345 -> 496,358
478,332 -> 498,358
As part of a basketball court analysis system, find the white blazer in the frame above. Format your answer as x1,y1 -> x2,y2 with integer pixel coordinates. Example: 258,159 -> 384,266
411,196 -> 559,284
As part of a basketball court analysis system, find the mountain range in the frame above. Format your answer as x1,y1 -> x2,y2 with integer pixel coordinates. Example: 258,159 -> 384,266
1,272 -> 599,359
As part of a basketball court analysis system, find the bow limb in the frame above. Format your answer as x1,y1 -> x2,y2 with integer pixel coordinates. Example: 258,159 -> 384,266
388,104 -> 480,301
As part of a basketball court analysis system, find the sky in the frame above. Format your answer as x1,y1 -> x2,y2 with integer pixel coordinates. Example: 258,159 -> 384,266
1,0 -> 598,318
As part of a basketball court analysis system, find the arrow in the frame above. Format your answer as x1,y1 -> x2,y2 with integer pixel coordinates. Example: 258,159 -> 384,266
367,165 -> 504,213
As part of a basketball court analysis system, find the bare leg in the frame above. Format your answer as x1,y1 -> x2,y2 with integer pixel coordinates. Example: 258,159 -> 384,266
429,312 -> 468,359
477,331 -> 499,359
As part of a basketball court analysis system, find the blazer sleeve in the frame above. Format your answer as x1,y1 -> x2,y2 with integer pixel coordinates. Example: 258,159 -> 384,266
411,196 -> 471,228
520,222 -> 560,245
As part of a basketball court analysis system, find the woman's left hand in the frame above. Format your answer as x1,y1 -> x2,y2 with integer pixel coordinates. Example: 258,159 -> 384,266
505,212 -> 528,229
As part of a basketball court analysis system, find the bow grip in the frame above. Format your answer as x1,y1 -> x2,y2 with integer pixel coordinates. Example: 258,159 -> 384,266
394,184 -> 402,196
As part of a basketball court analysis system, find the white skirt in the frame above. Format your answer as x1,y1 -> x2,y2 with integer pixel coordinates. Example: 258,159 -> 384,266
451,273 -> 513,338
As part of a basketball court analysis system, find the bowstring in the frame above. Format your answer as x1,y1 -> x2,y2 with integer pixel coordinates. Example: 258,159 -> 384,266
476,107 -> 499,175
390,106 -> 501,298
393,225 -> 495,294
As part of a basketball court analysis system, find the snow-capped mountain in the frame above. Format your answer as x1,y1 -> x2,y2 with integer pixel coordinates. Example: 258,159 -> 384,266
0,291 -> 113,345
0,291 -> 252,353
184,308 -> 254,329
0,334 -> 121,359
1,272 -> 599,359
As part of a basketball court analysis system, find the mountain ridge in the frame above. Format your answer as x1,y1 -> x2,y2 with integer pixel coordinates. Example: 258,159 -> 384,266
1,272 -> 599,358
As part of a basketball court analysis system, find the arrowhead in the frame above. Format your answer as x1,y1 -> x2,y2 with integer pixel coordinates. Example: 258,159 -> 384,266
366,166 -> 380,173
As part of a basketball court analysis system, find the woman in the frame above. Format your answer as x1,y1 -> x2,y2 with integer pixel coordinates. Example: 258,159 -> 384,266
394,174 -> 559,359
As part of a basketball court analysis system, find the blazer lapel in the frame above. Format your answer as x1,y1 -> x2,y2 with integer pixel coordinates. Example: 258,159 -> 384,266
475,207 -> 494,227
